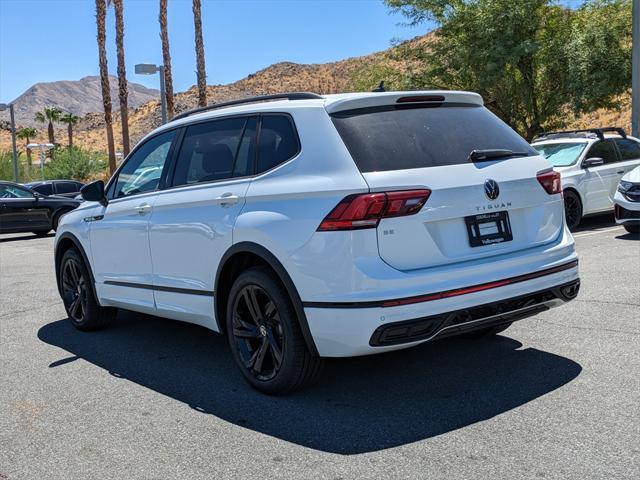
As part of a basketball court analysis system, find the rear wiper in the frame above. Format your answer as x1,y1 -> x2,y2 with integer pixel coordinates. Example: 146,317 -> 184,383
468,149 -> 530,162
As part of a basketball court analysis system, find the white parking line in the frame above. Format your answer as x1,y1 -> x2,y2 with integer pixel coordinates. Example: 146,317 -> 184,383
573,226 -> 624,238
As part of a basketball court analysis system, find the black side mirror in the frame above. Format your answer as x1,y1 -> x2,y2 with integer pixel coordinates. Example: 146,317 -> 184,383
583,157 -> 604,168
81,180 -> 108,206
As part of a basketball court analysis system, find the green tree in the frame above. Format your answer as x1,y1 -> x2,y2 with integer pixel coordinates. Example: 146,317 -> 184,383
16,127 -> 37,165
60,113 -> 80,148
357,0 -> 632,140
34,107 -> 61,144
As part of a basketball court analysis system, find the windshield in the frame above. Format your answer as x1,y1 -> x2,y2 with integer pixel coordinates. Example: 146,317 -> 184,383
331,105 -> 537,172
532,142 -> 587,167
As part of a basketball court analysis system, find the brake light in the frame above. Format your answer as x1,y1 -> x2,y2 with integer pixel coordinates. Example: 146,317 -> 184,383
317,190 -> 431,231
537,171 -> 562,195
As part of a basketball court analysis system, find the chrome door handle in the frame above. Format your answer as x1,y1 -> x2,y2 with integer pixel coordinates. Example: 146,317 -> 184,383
215,193 -> 240,206
137,203 -> 152,215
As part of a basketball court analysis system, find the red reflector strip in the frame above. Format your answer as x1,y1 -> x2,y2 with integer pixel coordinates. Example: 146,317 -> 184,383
381,260 -> 578,308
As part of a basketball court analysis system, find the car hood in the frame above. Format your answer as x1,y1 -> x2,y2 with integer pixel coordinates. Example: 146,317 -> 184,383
622,166 -> 640,184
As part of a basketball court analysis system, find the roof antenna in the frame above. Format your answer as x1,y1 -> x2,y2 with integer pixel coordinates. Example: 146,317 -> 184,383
372,81 -> 385,93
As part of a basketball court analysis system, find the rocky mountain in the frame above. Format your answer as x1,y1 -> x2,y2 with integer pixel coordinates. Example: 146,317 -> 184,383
0,75 -> 159,126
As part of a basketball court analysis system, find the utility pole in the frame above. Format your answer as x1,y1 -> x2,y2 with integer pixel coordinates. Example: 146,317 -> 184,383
633,0 -> 639,137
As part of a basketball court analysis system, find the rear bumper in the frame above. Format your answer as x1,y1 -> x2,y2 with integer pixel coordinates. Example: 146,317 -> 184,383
304,263 -> 579,357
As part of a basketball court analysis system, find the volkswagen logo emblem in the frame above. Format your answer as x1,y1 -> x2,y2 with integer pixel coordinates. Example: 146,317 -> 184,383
484,179 -> 500,200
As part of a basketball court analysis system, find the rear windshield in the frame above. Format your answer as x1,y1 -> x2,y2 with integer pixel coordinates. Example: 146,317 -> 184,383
532,142 -> 587,167
331,105 -> 536,172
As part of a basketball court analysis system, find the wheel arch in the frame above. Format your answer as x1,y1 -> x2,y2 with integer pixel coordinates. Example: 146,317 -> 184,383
215,242 -> 319,357
54,232 -> 98,301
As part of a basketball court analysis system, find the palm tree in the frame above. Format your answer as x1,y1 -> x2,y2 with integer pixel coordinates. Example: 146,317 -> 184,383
109,0 -> 130,155
34,107 -> 61,144
16,127 -> 37,165
60,113 -> 80,148
192,0 -> 207,107
159,0 -> 175,118
95,0 -> 116,174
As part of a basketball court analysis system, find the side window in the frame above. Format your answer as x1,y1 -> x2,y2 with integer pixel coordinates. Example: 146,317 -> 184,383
33,184 -> 53,195
256,115 -> 299,174
585,140 -> 618,164
56,182 -> 79,194
0,184 -> 34,199
110,129 -> 176,199
614,138 -> 640,161
172,117 -> 250,186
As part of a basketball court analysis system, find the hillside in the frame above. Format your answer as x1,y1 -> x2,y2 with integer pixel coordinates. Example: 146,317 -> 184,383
0,75 -> 159,126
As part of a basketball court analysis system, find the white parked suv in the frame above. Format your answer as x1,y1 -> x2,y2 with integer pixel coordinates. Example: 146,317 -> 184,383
614,166 -> 640,234
531,128 -> 640,230
54,91 -> 580,393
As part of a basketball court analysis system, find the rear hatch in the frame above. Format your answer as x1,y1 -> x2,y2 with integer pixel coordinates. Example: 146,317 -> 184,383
329,94 -> 563,271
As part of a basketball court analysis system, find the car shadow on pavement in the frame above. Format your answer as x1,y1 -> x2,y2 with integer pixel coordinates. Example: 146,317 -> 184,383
0,233 -> 54,243
38,312 -> 581,455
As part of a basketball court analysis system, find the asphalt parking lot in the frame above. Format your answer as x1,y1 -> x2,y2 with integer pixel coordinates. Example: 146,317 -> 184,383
1,215 -> 638,480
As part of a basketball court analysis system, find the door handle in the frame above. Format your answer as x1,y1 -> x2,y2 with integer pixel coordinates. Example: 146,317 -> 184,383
137,203 -> 152,215
215,193 -> 240,207
616,170 -> 625,174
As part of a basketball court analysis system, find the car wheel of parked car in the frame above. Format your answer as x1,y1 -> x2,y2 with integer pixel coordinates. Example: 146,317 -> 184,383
623,224 -> 640,234
461,322 -> 513,339
60,248 -> 116,331
226,267 -> 324,394
52,210 -> 69,232
563,190 -> 582,231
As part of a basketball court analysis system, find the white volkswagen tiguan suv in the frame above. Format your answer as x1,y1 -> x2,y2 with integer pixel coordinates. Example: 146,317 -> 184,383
54,91 -> 580,393
531,128 -> 640,230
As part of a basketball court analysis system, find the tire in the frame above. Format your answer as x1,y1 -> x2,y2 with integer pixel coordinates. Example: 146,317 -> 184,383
52,210 -> 69,232
563,190 -> 582,231
623,223 -> 640,234
59,248 -> 116,331
460,322 -> 513,339
226,266 -> 324,394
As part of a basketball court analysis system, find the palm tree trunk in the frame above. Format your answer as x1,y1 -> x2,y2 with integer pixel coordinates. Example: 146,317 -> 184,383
68,123 -> 73,148
47,121 -> 55,144
193,0 -> 207,107
159,0 -> 175,119
96,0 -> 116,174
26,140 -> 32,166
114,0 -> 130,155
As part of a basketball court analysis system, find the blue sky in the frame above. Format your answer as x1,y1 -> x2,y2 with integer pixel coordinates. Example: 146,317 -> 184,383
0,0 -> 428,102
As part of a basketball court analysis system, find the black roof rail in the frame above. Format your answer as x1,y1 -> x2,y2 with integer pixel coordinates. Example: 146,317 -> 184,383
171,92 -> 324,121
533,127 -> 627,142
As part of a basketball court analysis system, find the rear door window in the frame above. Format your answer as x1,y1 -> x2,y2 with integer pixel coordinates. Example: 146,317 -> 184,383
256,115 -> 300,174
614,138 -> 640,161
172,117 -> 255,186
56,182 -> 80,194
32,183 -> 53,195
331,105 -> 536,172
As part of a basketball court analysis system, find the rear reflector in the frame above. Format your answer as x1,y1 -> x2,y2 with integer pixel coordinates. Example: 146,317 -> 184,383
317,190 -> 431,231
537,171 -> 562,195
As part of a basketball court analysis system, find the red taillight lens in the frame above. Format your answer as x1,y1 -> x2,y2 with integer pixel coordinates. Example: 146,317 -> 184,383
537,171 -> 562,195
317,190 -> 431,231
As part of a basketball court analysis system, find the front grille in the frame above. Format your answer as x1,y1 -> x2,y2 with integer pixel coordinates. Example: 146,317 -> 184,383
369,280 -> 580,347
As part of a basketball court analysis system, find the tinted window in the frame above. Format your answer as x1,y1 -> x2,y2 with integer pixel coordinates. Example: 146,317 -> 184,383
111,129 -> 176,199
56,182 -> 80,194
256,115 -> 299,174
533,142 -> 587,167
32,183 -> 53,195
614,138 -> 640,161
172,117 -> 252,186
586,140 -> 618,164
0,184 -> 34,198
331,105 -> 536,172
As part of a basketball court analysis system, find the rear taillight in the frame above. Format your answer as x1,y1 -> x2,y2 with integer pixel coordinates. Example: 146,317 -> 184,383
537,171 -> 562,195
317,190 -> 431,231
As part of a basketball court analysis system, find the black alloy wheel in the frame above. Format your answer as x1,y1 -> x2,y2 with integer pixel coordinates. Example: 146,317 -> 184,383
563,190 -> 582,231
62,256 -> 89,323
231,284 -> 284,381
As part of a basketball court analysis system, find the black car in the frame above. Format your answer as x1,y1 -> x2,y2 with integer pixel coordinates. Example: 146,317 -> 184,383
25,180 -> 84,198
0,181 -> 81,235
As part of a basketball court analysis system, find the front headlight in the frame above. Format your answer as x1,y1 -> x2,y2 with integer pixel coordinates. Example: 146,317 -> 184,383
618,180 -> 634,194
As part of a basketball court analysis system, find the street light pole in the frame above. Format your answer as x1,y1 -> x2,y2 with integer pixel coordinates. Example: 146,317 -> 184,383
0,102 -> 19,182
632,0 -> 639,137
135,63 -> 168,124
